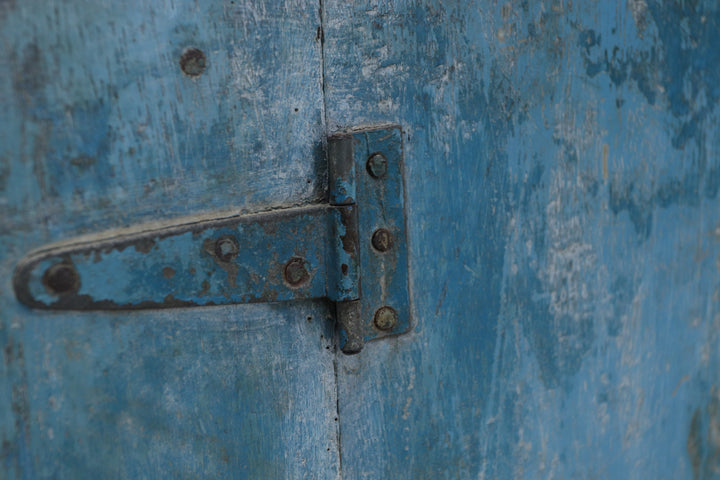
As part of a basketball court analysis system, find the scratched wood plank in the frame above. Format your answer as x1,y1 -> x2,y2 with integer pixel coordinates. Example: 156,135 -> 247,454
324,1 -> 720,478
0,1 -> 338,478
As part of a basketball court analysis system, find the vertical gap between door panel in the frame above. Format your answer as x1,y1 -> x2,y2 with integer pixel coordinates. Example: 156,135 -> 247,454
318,1 -> 343,478
318,0 -> 328,133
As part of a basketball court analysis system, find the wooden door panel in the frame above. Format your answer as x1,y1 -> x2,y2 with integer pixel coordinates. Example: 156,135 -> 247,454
0,2 -> 338,478
324,2 -> 720,478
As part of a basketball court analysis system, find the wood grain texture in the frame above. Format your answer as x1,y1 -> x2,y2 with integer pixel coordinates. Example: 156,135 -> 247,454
0,1 -> 338,478
324,1 -> 720,478
4,0 -> 720,478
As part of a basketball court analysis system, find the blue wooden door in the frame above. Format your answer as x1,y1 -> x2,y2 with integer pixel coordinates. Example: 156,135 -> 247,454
0,2 -> 339,478
3,1 -> 720,479
323,1 -> 720,479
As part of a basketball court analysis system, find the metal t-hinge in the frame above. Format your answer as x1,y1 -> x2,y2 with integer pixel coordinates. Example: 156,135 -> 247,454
13,125 -> 411,354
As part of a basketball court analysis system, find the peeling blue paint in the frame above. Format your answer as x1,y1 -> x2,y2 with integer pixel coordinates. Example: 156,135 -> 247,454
4,0 -> 720,478
0,1 -> 339,478
326,0 -> 720,478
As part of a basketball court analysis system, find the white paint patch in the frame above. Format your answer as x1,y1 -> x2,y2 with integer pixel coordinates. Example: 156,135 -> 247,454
628,0 -> 650,34
540,169 -> 597,328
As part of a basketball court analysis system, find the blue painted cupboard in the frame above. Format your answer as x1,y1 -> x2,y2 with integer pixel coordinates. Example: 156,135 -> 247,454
2,0 -> 720,478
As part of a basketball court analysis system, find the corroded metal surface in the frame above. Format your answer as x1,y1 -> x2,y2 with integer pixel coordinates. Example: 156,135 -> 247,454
14,206 -> 332,310
350,126 -> 411,345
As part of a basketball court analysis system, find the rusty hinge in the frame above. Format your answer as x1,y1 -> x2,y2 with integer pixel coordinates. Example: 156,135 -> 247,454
13,125 -> 411,354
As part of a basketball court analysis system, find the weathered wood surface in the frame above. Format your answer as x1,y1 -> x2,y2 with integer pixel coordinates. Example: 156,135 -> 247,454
3,0 -> 720,478
0,1 -> 338,478
325,1 -> 720,478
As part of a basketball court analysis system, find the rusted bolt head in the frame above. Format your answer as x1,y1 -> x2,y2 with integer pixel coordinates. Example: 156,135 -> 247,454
366,153 -> 388,179
284,257 -> 310,287
179,47 -> 206,76
371,228 -> 393,252
214,236 -> 239,262
373,306 -> 397,331
43,263 -> 80,295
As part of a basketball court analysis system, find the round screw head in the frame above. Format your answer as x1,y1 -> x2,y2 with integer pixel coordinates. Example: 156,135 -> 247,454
373,306 -> 398,331
214,236 -> 239,262
371,228 -> 394,252
179,47 -> 206,76
366,153 -> 388,179
284,257 -> 310,287
43,263 -> 80,295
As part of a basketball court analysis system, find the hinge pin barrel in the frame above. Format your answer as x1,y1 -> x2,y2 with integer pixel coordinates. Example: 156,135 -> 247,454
328,133 -> 356,206
328,133 -> 363,354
